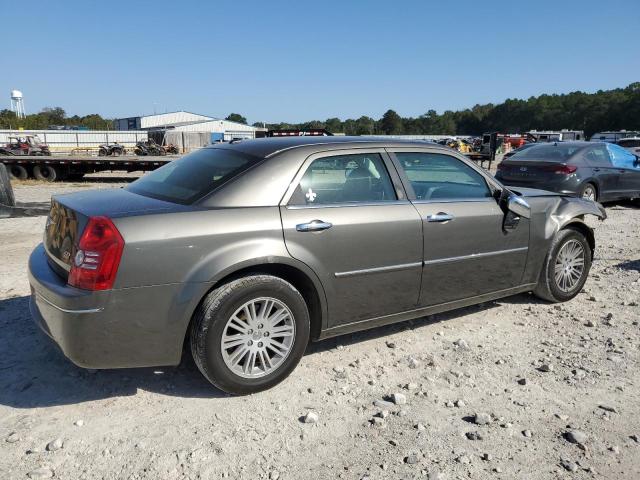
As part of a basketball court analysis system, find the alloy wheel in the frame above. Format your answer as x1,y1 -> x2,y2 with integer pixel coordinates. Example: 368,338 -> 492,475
220,297 -> 296,379
582,185 -> 596,201
554,239 -> 585,292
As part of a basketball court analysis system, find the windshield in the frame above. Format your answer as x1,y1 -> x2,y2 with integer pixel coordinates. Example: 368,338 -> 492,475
127,148 -> 260,204
509,143 -> 582,161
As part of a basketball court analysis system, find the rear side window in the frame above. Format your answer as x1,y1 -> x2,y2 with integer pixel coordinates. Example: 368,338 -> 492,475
396,152 -> 491,200
127,148 -> 259,204
289,153 -> 397,205
584,145 -> 612,167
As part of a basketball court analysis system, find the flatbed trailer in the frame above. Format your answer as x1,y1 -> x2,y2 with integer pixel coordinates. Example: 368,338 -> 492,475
0,155 -> 178,181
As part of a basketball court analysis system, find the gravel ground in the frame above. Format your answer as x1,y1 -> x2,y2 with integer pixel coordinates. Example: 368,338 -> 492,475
1,175 -> 639,480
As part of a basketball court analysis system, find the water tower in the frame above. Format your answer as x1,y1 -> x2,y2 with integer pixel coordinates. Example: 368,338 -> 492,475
10,90 -> 25,118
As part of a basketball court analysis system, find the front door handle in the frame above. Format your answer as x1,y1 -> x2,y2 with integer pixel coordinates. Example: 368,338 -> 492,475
593,167 -> 601,172
427,212 -> 454,223
296,219 -> 333,232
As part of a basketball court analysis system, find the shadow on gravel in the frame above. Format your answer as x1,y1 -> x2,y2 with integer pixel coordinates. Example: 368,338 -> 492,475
615,259 -> 640,272
306,292 -> 535,355
0,201 -> 51,218
0,296 -> 227,409
0,292 -> 534,408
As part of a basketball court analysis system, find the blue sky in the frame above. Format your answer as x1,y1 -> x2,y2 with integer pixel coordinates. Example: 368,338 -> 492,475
3,0 -> 639,123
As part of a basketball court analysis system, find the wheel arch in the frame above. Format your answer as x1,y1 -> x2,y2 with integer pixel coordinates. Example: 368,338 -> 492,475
580,179 -> 600,199
179,258 -> 328,359
561,220 -> 596,259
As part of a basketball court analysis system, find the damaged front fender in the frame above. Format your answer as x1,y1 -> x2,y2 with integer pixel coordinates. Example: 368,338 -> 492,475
549,197 -> 606,232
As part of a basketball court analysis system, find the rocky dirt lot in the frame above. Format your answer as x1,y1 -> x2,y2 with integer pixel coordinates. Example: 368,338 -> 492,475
1,176 -> 639,480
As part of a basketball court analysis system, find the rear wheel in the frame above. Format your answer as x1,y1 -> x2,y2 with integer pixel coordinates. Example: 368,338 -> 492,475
190,275 -> 310,394
0,163 -> 16,206
533,228 -> 592,302
9,164 -> 28,180
579,183 -> 597,201
33,165 -> 58,182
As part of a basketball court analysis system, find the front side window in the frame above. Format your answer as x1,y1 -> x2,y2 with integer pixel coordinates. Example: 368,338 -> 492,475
607,143 -> 639,169
127,148 -> 259,204
396,152 -> 491,201
289,153 -> 396,205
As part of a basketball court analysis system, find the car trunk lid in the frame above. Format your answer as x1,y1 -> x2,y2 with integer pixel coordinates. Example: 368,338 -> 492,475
44,188 -> 190,279
498,160 -> 573,183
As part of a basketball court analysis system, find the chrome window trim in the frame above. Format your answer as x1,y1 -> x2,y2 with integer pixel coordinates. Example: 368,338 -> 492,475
286,199 -> 411,210
335,261 -> 422,278
423,246 -> 529,266
412,197 -> 494,205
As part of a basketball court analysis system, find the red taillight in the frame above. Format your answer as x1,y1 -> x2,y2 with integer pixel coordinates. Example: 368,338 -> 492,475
68,216 -> 124,291
552,165 -> 578,175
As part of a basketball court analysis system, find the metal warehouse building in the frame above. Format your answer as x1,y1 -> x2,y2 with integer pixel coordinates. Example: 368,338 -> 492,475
113,111 -> 265,142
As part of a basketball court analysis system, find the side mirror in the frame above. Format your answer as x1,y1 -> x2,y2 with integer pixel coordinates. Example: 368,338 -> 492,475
508,194 -> 531,219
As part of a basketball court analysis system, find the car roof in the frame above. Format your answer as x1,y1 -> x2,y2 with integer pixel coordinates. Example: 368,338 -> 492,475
528,141 -> 595,148
207,136 -> 452,158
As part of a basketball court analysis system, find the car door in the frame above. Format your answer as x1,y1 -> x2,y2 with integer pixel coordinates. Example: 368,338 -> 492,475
388,149 -> 529,306
606,143 -> 640,198
280,149 -> 423,327
583,145 -> 621,200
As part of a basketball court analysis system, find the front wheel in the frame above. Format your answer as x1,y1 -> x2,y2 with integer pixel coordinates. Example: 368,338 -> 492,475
533,228 -> 592,302
190,275 -> 310,394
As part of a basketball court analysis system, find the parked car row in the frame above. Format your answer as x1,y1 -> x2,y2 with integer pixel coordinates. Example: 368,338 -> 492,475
495,141 -> 640,202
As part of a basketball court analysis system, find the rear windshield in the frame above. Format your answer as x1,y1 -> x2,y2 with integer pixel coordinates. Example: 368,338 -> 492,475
127,148 -> 260,204
618,139 -> 640,148
509,143 -> 582,161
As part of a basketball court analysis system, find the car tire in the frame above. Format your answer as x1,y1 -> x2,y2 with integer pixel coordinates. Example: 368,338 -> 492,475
0,163 -> 16,206
533,227 -> 592,303
8,164 -> 28,180
579,183 -> 597,201
190,274 -> 310,395
33,165 -> 58,182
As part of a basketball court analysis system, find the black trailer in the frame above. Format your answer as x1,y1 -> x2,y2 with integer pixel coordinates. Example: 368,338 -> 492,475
0,155 -> 176,181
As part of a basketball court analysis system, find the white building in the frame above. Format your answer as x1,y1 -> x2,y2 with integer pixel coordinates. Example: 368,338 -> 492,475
114,111 -> 265,141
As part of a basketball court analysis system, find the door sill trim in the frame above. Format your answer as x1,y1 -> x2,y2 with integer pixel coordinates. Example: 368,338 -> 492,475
316,283 -> 537,340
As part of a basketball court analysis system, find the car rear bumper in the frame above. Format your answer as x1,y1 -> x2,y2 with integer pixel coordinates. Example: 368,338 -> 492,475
28,243 -> 189,369
496,175 -> 581,196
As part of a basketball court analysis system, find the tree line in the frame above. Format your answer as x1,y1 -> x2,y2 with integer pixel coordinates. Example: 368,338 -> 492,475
0,107 -> 111,130
1,83 -> 638,137
257,83 -> 640,137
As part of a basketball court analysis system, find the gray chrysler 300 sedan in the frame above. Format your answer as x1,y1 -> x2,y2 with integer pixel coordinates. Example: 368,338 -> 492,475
29,137 -> 606,394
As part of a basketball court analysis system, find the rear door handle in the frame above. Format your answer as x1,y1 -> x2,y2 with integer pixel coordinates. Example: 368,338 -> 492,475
296,219 -> 333,232
593,168 -> 601,172
426,212 -> 454,223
